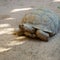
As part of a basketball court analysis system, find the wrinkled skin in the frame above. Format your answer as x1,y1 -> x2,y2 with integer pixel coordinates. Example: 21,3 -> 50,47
16,8 -> 60,42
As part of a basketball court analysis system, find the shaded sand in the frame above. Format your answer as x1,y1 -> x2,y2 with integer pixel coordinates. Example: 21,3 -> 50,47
0,0 -> 60,60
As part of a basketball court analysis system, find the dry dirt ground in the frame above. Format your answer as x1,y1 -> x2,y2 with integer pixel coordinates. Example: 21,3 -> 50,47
0,0 -> 60,60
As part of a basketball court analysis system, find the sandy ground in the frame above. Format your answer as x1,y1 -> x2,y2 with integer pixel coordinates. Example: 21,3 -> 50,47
0,0 -> 60,60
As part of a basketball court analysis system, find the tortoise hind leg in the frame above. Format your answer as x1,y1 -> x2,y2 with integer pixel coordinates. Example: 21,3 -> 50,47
36,30 -> 49,42
24,32 -> 36,38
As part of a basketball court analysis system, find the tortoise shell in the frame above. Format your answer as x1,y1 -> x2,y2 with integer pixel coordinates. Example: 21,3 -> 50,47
20,8 -> 60,35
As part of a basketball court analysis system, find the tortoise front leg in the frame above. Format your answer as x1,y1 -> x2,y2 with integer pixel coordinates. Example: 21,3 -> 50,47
14,25 -> 24,36
13,28 -> 24,36
24,32 -> 36,38
36,30 -> 49,42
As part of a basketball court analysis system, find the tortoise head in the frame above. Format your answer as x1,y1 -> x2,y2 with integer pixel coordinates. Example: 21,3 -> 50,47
19,24 -> 24,30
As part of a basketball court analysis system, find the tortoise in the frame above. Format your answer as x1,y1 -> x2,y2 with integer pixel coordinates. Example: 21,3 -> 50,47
15,8 -> 60,42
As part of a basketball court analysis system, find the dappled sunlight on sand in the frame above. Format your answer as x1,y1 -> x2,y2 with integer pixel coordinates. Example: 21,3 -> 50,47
0,24 -> 11,28
0,23 -> 27,48
0,22 -> 28,47
0,28 -> 15,35
0,47 -> 11,53
10,7 -> 33,13
15,36 -> 27,40
4,17 -> 15,20
7,40 -> 26,46
0,23 -> 15,35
